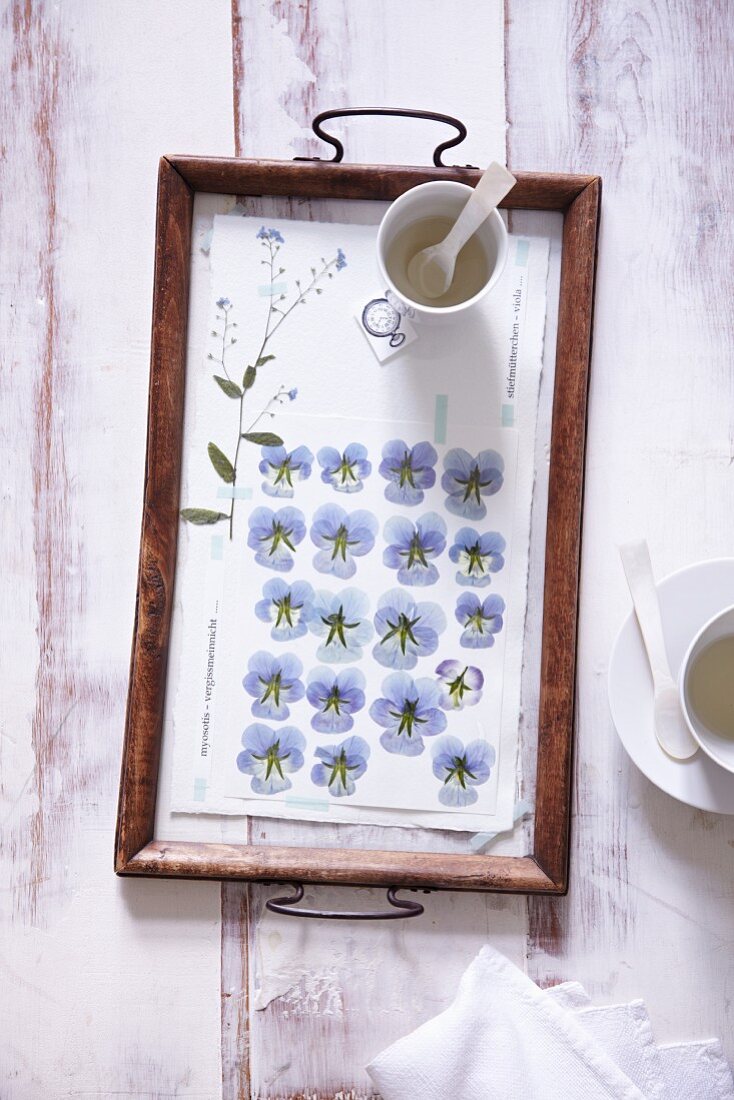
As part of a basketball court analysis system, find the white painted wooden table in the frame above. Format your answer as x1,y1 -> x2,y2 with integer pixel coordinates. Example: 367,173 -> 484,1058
2,2 -> 733,1096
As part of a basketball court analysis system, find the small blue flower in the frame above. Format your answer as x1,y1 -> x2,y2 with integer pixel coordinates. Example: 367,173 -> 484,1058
431,735 -> 495,806
287,387 -> 298,401
435,660 -> 484,711
306,667 -> 366,733
310,504 -> 377,579
335,248 -> 347,271
255,579 -> 314,641
243,650 -> 305,720
383,512 -> 447,587
311,735 -> 369,798
236,723 -> 305,795
449,528 -> 506,587
373,588 -> 446,670
307,587 -> 374,664
379,439 -> 437,506
317,443 -> 371,494
370,671 -> 447,756
259,444 -> 313,498
215,296 -> 231,309
257,226 -> 284,244
247,506 -> 306,572
442,448 -> 504,520
455,593 -> 505,649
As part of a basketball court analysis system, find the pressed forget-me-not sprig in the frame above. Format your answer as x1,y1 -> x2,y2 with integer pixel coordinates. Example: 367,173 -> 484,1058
311,735 -> 369,798
431,735 -> 495,807
370,671 -> 447,756
383,512 -> 447,587
310,504 -> 377,579
236,723 -> 305,795
373,588 -> 446,670
435,660 -> 485,710
259,443 -> 313,498
307,588 -> 374,664
247,505 -> 306,572
449,528 -> 505,587
442,448 -> 504,520
379,439 -> 438,506
254,578 -> 314,641
317,443 -> 371,494
242,650 -> 305,720
306,666 -> 366,733
455,593 -> 505,649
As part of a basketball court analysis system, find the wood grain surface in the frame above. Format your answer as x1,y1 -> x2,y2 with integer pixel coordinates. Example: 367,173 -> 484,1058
2,1 -> 733,1097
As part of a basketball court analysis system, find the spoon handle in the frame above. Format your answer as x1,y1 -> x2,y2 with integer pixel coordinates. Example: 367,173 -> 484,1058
442,162 -> 516,254
619,540 -> 672,684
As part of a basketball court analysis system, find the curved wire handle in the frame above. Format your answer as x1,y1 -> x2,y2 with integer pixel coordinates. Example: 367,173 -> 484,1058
265,883 -> 425,920
298,107 -> 474,168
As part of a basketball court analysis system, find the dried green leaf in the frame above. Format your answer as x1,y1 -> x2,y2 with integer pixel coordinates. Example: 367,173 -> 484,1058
207,442 -> 235,483
242,431 -> 284,447
242,365 -> 257,390
214,375 -> 242,399
256,354 -> 276,367
180,508 -> 228,525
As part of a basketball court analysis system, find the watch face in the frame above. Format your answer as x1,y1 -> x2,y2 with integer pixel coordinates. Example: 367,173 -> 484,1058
363,298 -> 400,336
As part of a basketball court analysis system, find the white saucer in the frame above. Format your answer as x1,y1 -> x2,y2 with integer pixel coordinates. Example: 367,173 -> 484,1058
608,557 -> 734,814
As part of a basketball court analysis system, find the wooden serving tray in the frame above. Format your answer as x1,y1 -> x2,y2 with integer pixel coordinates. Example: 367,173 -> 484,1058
115,153 -> 600,896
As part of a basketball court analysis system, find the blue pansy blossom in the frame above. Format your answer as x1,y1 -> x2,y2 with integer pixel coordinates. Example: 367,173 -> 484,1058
431,735 -> 495,807
247,506 -> 306,572
236,723 -> 305,795
311,735 -> 369,798
442,448 -> 504,520
378,439 -> 438,506
449,528 -> 506,587
373,588 -> 446,670
317,443 -> 371,494
383,512 -> 447,587
243,650 -> 305,720
307,587 -> 374,663
254,579 -> 314,641
310,504 -> 378,579
335,248 -> 347,271
370,672 -> 447,756
435,660 -> 485,711
257,226 -> 284,244
306,667 -> 366,733
259,444 -> 313,498
455,593 -> 505,649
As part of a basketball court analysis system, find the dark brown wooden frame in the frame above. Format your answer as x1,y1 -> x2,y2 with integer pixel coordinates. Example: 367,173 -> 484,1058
115,156 -> 600,895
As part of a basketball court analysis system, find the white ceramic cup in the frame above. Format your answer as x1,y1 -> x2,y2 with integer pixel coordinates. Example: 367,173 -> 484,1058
679,603 -> 734,773
376,180 -> 508,325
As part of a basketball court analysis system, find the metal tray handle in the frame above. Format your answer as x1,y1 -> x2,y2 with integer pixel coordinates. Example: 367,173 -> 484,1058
265,882 -> 425,920
298,107 -> 475,168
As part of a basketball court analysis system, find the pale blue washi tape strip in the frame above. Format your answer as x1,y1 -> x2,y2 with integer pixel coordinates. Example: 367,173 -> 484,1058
259,282 -> 287,297
501,403 -> 515,427
210,535 -> 224,561
217,485 -> 253,500
434,394 -> 448,444
284,795 -> 330,812
515,239 -> 530,267
469,798 -> 533,852
193,778 -> 207,802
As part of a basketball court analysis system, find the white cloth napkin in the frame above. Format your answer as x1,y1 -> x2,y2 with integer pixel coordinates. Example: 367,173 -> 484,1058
366,946 -> 733,1100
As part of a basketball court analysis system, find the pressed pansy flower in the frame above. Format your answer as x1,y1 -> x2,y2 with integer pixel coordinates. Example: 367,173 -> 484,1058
243,650 -> 305,720
435,660 -> 485,711
383,512 -> 447,587
317,443 -> 371,494
370,672 -> 447,756
449,527 -> 506,587
306,667 -> 366,733
247,506 -> 306,572
307,587 -> 374,663
378,439 -> 438,506
431,735 -> 495,807
259,444 -> 313,498
254,579 -> 314,641
236,723 -> 305,795
455,593 -> 505,649
310,504 -> 378,579
311,735 -> 370,798
373,588 -> 446,670
442,448 -> 504,520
